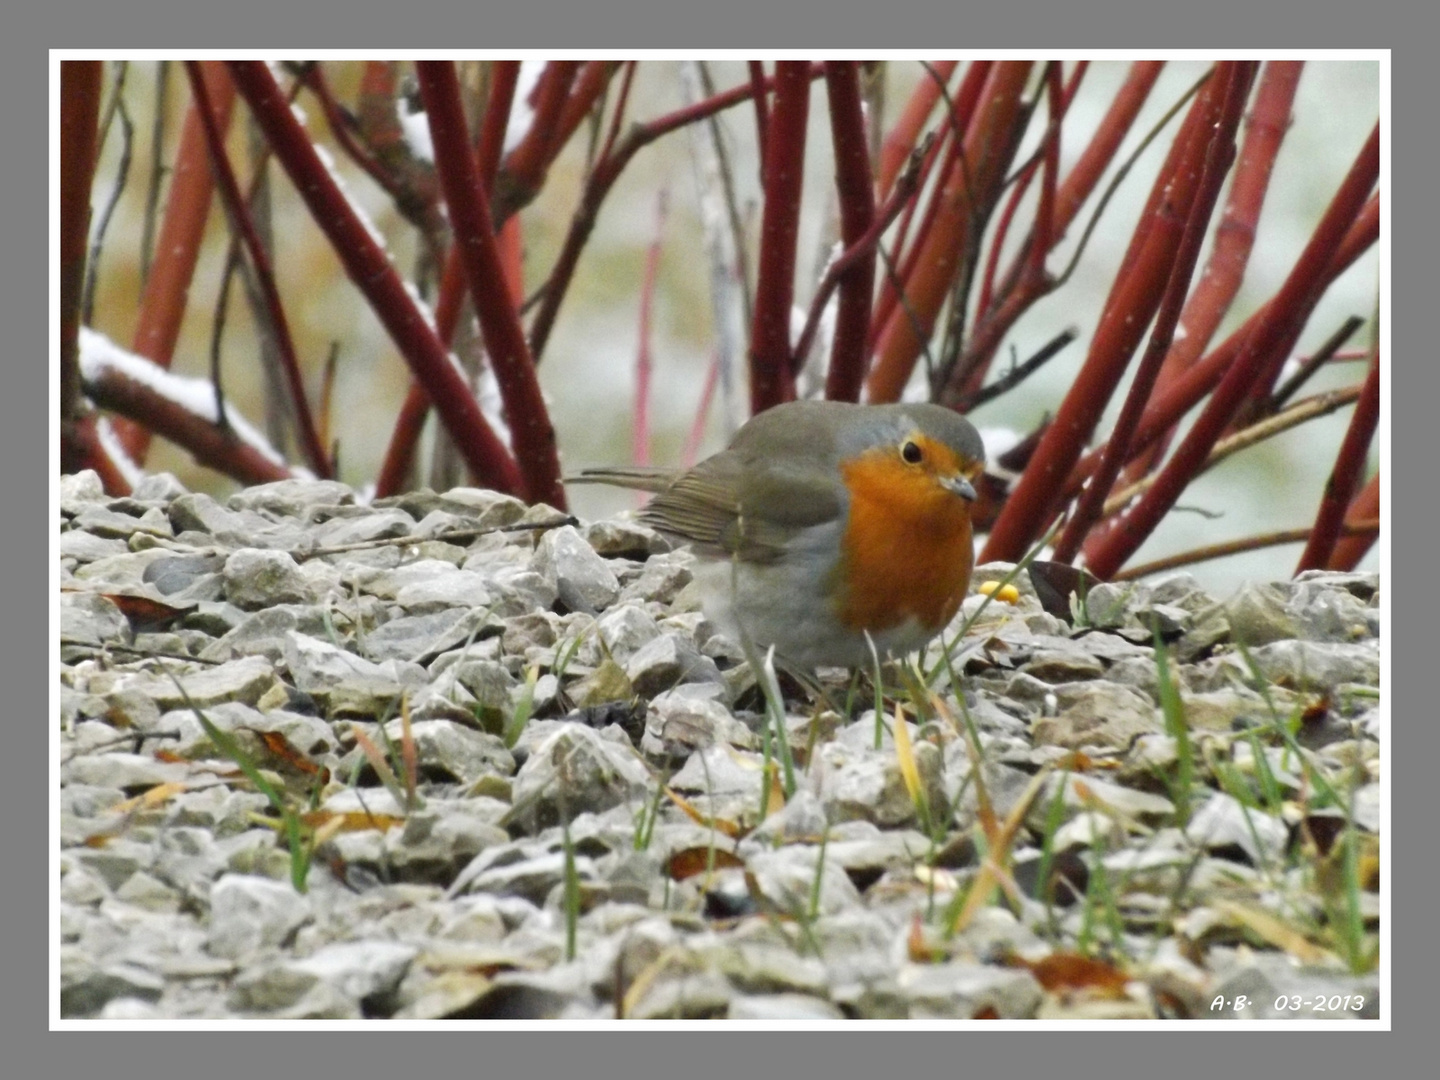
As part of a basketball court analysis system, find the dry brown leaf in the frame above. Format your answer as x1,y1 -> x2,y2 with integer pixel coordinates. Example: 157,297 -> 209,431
109,781 -> 190,814
400,693 -> 418,809
664,846 -> 745,882
906,912 -> 945,964
664,788 -> 745,839
100,593 -> 190,624
253,729 -> 327,778
1211,900 -> 1336,965
299,809 -> 405,833
893,703 -> 923,806
1023,951 -> 1131,998
763,763 -> 786,819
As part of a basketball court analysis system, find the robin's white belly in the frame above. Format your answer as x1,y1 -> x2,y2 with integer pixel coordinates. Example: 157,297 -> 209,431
689,526 -> 945,670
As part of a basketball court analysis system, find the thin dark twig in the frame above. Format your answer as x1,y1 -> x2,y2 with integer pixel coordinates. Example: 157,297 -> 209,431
876,242 -> 938,388
83,64 -> 134,325
598,61 -> 637,166
792,136 -> 926,378
1112,523 -> 1376,582
291,517 -> 580,562
953,327 -> 1077,412
698,61 -> 755,331
932,61 -> 1039,391
59,639 -> 226,666
519,281 -> 549,315
1053,69 -> 1210,290
996,62 -> 1060,191
918,61 -> 977,224
526,64 -> 824,364
913,64 -> 981,382
212,75 -> 306,449
747,60 -> 770,180
208,230 -> 236,435
94,61 -> 129,157
1270,315 -> 1365,410
581,73 -> 610,174
1102,382 -> 1364,517
139,60 -> 171,288
298,63 -> 392,195
187,61 -> 330,477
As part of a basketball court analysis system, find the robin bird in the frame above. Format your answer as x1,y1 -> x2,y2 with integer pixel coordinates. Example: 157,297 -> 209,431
574,400 -> 985,670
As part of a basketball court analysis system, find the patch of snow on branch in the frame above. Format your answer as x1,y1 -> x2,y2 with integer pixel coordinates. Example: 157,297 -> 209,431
94,416 -> 144,489
79,328 -> 293,472
503,61 -> 547,156
397,101 -> 435,163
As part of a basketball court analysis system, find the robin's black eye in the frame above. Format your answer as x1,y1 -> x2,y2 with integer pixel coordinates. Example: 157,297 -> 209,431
901,440 -> 923,464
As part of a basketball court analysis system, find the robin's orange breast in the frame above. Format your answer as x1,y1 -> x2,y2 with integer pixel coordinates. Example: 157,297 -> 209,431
834,443 -> 976,635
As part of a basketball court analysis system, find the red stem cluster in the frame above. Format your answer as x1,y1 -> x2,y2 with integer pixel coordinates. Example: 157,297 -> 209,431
1083,122 -> 1378,580
866,61 -> 1033,403
1123,60 -> 1302,482
941,61 -> 1163,407
415,62 -> 564,508
1296,349 -> 1380,572
983,64 -> 1245,563
183,62 -> 331,479
1062,194 -> 1378,504
1053,62 -> 1253,564
747,62 -> 811,414
71,60 -> 1378,588
821,62 -> 878,403
112,61 -> 236,465
866,60 -> 992,370
59,61 -> 111,482
226,60 -> 524,496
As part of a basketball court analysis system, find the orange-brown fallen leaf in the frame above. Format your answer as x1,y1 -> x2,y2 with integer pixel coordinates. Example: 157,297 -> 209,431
665,846 -> 745,882
664,789 -> 746,839
101,593 -> 190,624
1019,951 -> 1131,999
298,810 -> 405,833
109,781 -> 190,814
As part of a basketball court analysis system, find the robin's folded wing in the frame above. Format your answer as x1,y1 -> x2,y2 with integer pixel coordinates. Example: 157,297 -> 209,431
642,452 -> 842,563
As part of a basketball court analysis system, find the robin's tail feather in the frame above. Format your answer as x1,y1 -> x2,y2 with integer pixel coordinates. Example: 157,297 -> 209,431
566,466 -> 680,495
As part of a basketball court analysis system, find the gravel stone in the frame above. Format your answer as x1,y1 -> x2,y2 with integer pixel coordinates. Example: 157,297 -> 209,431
57,470 -> 1384,1020
505,724 -> 652,833
625,633 -> 723,697
1031,681 -> 1162,749
223,549 -> 316,608
532,526 -> 620,614
207,875 -> 313,959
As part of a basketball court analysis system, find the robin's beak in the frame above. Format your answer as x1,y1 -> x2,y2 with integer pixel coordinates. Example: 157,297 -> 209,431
941,474 -> 977,502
